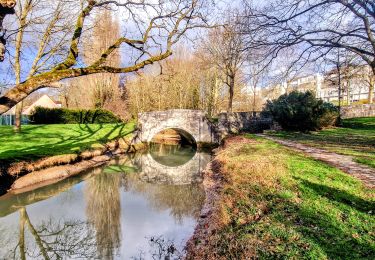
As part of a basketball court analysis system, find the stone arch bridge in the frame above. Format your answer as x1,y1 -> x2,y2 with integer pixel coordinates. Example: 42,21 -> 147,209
137,109 -> 218,145
137,109 -> 272,145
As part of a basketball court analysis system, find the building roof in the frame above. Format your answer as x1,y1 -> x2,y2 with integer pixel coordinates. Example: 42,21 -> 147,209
4,95 -> 59,115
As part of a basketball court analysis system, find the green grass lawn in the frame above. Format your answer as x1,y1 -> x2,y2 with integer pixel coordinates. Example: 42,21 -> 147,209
0,123 -> 136,163
200,135 -> 374,259
267,117 -> 375,168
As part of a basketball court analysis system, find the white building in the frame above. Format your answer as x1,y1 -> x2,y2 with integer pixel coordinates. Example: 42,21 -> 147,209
262,66 -> 374,104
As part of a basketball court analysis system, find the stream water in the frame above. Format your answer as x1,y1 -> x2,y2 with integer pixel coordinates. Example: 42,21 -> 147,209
0,144 -> 211,259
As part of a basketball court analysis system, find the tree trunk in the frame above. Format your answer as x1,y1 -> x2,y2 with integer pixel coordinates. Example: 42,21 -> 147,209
228,76 -> 235,113
253,86 -> 257,114
369,65 -> 375,104
14,101 -> 23,132
347,83 -> 351,105
337,56 -> 342,125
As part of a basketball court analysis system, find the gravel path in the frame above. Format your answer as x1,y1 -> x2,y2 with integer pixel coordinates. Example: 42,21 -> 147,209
259,134 -> 375,188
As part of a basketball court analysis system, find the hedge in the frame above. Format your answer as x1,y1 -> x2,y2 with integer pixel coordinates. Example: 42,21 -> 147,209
30,107 -> 122,124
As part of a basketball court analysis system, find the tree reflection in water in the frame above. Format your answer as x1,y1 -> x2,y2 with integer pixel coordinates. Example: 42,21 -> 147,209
132,236 -> 184,260
85,168 -> 123,260
0,149 -> 207,259
4,207 -> 97,259
126,178 -> 205,223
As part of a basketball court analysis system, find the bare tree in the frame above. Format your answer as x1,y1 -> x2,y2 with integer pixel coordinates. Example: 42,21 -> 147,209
242,0 -> 375,78
200,13 -> 246,112
127,47 -> 202,115
362,65 -> 375,103
0,0 -> 211,115
247,62 -> 266,113
65,9 -> 130,119
5,0 -> 79,131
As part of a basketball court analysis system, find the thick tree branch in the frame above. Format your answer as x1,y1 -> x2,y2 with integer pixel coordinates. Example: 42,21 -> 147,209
0,0 -> 16,62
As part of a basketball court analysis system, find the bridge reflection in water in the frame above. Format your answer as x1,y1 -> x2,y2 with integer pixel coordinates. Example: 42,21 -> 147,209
133,143 -> 211,185
0,144 -> 210,259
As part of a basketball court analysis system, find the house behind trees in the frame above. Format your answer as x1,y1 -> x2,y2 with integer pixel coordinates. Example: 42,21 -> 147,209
0,95 -> 60,125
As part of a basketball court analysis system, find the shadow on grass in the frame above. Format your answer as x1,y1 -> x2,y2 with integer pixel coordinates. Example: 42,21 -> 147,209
264,180 -> 375,258
0,124 -> 135,195
0,124 -> 133,161
341,118 -> 375,131
216,183 -> 374,259
0,124 -> 134,173
289,200 -> 375,259
295,178 -> 375,213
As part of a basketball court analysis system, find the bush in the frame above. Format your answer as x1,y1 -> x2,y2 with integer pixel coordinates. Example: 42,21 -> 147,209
262,91 -> 338,131
30,107 -> 122,124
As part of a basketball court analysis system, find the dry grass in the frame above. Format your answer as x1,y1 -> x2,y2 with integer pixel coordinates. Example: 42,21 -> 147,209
187,135 -> 375,259
198,137 -> 290,259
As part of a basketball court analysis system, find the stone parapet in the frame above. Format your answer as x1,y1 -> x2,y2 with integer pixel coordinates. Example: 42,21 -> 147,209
217,112 -> 273,140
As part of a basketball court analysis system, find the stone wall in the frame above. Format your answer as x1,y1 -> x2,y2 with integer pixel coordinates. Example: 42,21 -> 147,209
341,104 -> 375,119
217,112 -> 273,139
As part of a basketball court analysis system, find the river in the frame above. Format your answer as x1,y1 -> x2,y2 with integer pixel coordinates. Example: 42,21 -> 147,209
0,144 -> 211,259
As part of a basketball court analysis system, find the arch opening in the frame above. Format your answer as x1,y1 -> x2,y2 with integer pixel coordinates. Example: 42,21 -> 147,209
150,128 -> 197,148
149,128 -> 197,167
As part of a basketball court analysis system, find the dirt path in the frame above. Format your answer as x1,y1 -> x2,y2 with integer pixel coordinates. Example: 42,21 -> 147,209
259,134 -> 375,188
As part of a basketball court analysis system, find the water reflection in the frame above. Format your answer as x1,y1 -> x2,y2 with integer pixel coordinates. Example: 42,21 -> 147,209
0,145 -> 210,259
85,170 -> 123,259
4,208 -> 97,259
135,144 -> 211,185
149,143 -> 196,167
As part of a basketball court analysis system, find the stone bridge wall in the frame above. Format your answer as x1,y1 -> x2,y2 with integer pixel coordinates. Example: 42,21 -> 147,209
217,112 -> 273,139
341,104 -> 375,119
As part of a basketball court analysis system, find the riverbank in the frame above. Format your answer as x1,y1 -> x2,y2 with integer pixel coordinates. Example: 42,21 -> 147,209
0,123 -> 141,194
186,135 -> 374,259
0,123 -> 136,163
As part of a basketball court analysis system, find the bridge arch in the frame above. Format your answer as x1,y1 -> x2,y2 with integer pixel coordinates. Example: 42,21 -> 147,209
138,109 -> 218,144
149,127 -> 197,146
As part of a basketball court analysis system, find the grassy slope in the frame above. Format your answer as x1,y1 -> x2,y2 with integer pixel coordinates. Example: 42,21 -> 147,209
204,135 -> 374,259
0,123 -> 135,162
268,117 -> 375,168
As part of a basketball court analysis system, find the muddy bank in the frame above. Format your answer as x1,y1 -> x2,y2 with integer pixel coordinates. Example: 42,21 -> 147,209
10,155 -> 111,192
185,136 -> 256,259
185,159 -> 224,259
0,138 -> 146,195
